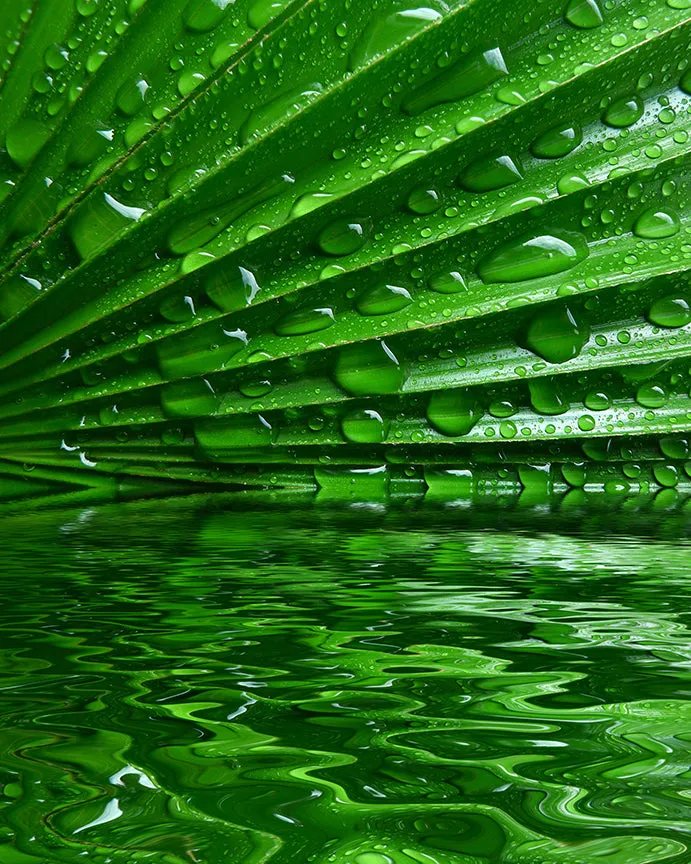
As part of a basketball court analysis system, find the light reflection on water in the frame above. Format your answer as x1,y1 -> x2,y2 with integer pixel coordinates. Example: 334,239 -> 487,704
1,496 -> 691,863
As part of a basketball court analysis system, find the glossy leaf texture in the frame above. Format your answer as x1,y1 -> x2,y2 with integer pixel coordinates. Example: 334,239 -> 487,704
0,0 -> 690,503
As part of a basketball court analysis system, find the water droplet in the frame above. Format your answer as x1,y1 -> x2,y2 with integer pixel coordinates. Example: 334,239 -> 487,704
355,284 -> 413,316
247,0 -> 289,30
5,119 -> 50,169
183,0 -> 232,32
427,388 -> 483,436
602,94 -> 643,128
407,186 -> 441,214
156,323 -> 248,378
291,192 -> 333,218
428,270 -> 467,294
478,232 -> 588,283
636,383 -> 667,408
531,124 -> 582,158
334,340 -> 404,396
341,409 -> 389,443
653,463 -> 678,487
402,47 -> 507,115
564,0 -> 603,28
633,208 -> 680,239
458,154 -> 523,192
274,306 -> 335,336
161,378 -> 219,418
206,266 -> 260,312
524,304 -> 589,363
349,7 -> 443,70
241,84 -> 322,144
116,77 -> 149,116
529,378 -> 569,414
70,193 -> 146,260
318,219 -> 367,256
647,296 -> 690,328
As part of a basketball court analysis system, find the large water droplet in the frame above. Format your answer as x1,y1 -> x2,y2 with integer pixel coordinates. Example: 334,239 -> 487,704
602,94 -> 643,128
240,85 -> 322,145
161,378 -> 219,417
355,284 -> 412,316
524,304 -> 589,363
458,154 -> 522,192
5,119 -> 50,169
274,306 -> 335,336
407,186 -> 441,214
402,47 -> 507,115
334,340 -> 404,396
529,378 -> 569,414
318,219 -> 367,256
349,7 -> 442,70
427,388 -> 482,436
183,0 -> 232,32
531,124 -> 582,158
478,231 -> 588,283
341,409 -> 389,443
564,0 -> 603,29
428,270 -> 467,294
156,323 -> 248,378
633,208 -> 680,239
70,193 -> 146,260
647,296 -> 691,328
206,266 -> 260,312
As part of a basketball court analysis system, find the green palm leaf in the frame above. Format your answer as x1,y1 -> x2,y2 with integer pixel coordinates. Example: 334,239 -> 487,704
0,0 -> 689,502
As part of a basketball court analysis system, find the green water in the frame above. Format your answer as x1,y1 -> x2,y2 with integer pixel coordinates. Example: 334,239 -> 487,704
2,497 -> 691,863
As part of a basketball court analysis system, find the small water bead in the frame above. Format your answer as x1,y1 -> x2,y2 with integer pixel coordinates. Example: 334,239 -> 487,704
680,70 -> 691,95
334,340 -> 404,396
478,231 -> 588,284
458,154 -> 522,193
407,186 -> 441,214
524,304 -> 589,364
318,219 -> 367,256
355,284 -> 412,316
562,463 -> 586,486
633,208 -> 680,239
76,0 -> 99,16
341,409 -> 389,443
531,125 -> 582,159
647,296 -> 691,328
564,0 -> 603,28
426,388 -> 482,436
348,6 -> 443,71
402,46 -> 508,115
636,383 -> 667,408
428,270 -> 467,294
602,94 -> 644,128
274,307 -> 335,336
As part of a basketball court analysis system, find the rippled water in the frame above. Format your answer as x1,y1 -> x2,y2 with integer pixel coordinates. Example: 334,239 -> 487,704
3,496 -> 691,863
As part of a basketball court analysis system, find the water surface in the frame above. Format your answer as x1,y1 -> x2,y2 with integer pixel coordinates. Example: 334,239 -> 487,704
2,496 -> 691,863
